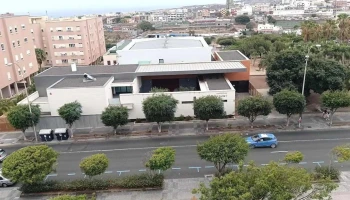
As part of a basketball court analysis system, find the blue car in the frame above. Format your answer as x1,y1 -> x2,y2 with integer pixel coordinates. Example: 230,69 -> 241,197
246,133 -> 278,148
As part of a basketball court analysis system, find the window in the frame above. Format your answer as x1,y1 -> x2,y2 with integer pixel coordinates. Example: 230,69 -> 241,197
69,44 -> 75,47
46,52 -> 48,55
30,29 -> 33,33
0,31 -> 1,36
182,101 -> 194,104
23,67 -> 26,74
67,27 -> 72,31
17,40 -> 20,47
9,27 -> 12,33
50,28 -> 53,32
29,62 -> 33,68
15,55 -> 19,61
27,50 -> 30,55
107,61 -> 111,65
1,43 -> 4,51
59,36 -> 63,40
21,24 -> 25,29
7,72 -> 11,80
24,37 -> 28,42
113,60 -> 117,65
159,59 -> 164,63
62,59 -> 68,63
41,28 -> 44,32
262,138 -> 272,141
14,27 -> 17,32
18,68 -> 21,76
4,58 -> 8,65
20,53 -> 23,60
12,41 -> 15,48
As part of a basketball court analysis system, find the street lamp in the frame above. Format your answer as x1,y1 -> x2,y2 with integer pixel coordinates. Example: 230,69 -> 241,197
299,44 -> 321,128
7,62 -> 38,142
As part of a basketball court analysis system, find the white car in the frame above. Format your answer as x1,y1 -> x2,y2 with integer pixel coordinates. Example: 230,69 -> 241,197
0,169 -> 15,187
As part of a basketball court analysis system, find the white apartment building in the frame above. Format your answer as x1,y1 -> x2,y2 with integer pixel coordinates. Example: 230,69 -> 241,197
237,5 -> 253,16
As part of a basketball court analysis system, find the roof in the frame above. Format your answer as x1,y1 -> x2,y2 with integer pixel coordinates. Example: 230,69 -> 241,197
37,65 -> 138,77
129,38 -> 204,50
50,76 -> 113,88
216,51 -> 249,61
205,76 -> 232,90
135,61 -> 246,76
113,78 -> 134,83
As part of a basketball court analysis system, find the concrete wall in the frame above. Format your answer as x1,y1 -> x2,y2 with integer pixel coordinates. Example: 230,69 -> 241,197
117,47 -> 212,64
119,90 -> 235,119
47,83 -> 112,116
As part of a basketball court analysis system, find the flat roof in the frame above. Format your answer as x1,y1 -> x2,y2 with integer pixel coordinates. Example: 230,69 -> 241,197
128,38 -> 204,50
206,76 -> 232,90
37,65 -> 138,77
50,76 -> 112,88
135,61 -> 246,76
216,51 -> 249,61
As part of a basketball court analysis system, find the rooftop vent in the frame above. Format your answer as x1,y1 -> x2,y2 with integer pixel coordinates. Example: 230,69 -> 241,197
83,73 -> 96,82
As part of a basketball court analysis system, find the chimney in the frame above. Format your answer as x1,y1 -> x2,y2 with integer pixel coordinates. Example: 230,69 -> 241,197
71,63 -> 77,72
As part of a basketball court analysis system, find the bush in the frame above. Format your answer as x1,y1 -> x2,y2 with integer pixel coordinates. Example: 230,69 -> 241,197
50,194 -> 94,200
313,166 -> 340,180
185,115 -> 193,121
20,173 -> 164,193
175,115 -> 185,121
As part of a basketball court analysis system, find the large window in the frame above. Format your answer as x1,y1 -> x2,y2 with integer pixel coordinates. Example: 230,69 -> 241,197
113,86 -> 132,94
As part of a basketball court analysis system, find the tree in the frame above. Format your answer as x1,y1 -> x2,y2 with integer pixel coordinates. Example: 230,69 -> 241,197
237,96 -> 272,128
193,161 -> 337,200
7,104 -> 40,140
105,43 -> 114,50
145,147 -> 176,172
301,21 -> 317,42
204,37 -> 213,45
137,21 -> 154,32
35,48 -> 46,71
196,134 -> 249,174
0,99 -> 15,116
321,90 -> 350,125
101,106 -> 128,135
79,154 -> 109,178
267,15 -> 277,24
284,151 -> 304,164
142,94 -> 178,132
273,90 -> 305,126
193,96 -> 224,131
234,15 -> 250,25
332,144 -> 350,163
266,50 -> 305,95
58,101 -> 82,138
337,14 -> 350,42
2,145 -> 58,184
246,22 -> 255,31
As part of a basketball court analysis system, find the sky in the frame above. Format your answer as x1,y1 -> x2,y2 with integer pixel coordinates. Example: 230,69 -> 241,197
1,0 -> 226,17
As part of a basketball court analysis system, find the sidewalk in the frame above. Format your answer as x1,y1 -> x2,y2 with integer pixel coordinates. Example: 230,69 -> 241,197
1,112 -> 350,146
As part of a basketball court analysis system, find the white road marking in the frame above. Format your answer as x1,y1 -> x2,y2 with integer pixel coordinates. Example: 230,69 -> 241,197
59,138 -> 350,154
271,151 -> 288,153
139,169 -> 147,172
68,173 -> 76,176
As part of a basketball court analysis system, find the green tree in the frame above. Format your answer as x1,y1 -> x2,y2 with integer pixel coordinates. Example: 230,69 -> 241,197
204,37 -> 213,45
197,134 -> 249,174
193,95 -> 224,131
332,144 -> 350,163
142,94 -> 178,132
245,22 -> 255,31
50,195 -> 91,200
237,96 -> 272,128
234,15 -> 250,24
145,147 -> 176,172
284,151 -> 304,164
2,145 -> 58,184
321,90 -> 350,125
267,15 -> 277,24
101,106 -> 128,135
79,154 -> 109,178
193,161 -> 337,200
0,99 -> 15,116
266,50 -> 305,95
105,43 -> 114,50
58,101 -> 82,138
273,90 -> 306,126
35,48 -> 46,71
137,21 -> 155,32
7,104 -> 40,140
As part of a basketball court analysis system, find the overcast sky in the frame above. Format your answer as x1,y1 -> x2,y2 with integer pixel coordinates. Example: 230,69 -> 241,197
1,0 -> 226,17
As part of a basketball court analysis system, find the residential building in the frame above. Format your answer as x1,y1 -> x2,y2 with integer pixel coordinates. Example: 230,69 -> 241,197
257,24 -> 283,33
19,38 -> 251,119
30,16 -> 106,67
0,14 -> 38,99
237,5 -> 253,16
115,37 -> 212,65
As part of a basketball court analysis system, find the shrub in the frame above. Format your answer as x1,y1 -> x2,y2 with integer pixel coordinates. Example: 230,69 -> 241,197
175,115 -> 185,121
313,166 -> 340,180
50,195 -> 92,200
185,115 -> 193,121
284,151 -> 304,164
20,173 -> 164,193
79,154 -> 109,178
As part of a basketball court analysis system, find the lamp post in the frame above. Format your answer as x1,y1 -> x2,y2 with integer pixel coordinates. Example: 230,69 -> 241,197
299,44 -> 321,128
7,63 -> 38,142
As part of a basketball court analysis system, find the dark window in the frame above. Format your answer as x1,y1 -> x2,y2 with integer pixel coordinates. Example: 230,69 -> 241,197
113,60 -> 117,65
263,138 -> 272,141
107,61 -> 111,65
182,101 -> 193,104
159,59 -> 164,64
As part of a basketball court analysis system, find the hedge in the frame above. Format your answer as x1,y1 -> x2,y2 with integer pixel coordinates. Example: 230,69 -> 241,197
20,173 -> 164,193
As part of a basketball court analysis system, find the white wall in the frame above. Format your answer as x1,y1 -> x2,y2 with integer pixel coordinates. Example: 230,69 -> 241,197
103,54 -> 117,65
133,77 -> 141,94
119,90 -> 235,119
117,47 -> 212,65
47,86 -> 110,116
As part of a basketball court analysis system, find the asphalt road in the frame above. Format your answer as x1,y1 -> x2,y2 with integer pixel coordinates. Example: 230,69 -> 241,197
2,129 -> 350,181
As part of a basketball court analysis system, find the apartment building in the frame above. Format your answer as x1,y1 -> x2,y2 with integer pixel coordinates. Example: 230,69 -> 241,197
0,14 -> 38,99
30,16 -> 106,67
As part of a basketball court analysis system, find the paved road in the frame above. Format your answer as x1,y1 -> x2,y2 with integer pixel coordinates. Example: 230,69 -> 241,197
2,129 -> 350,181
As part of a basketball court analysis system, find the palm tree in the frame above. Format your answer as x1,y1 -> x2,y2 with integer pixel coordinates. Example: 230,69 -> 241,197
322,20 -> 338,41
301,21 -> 317,42
313,24 -> 323,42
337,14 -> 350,42
35,48 -> 46,71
